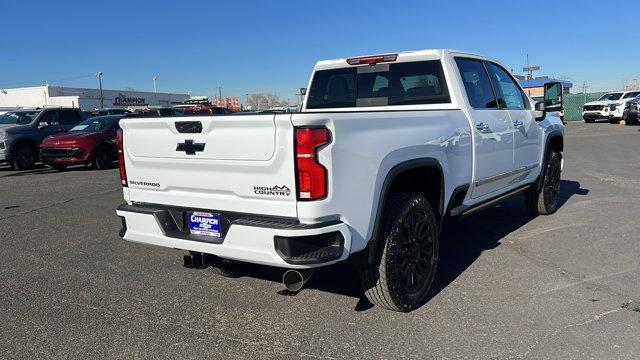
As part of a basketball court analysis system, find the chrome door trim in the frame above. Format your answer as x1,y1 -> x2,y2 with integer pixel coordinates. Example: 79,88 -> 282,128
475,163 -> 538,187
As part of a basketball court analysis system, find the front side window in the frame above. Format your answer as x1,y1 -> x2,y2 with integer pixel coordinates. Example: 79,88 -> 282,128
487,63 -> 526,109
39,111 -> 59,126
455,58 -> 498,109
306,60 -> 450,109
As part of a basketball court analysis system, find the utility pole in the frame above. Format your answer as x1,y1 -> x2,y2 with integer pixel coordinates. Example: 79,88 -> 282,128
96,72 -> 104,108
245,93 -> 249,109
581,81 -> 588,103
153,76 -> 158,93
522,54 -> 540,80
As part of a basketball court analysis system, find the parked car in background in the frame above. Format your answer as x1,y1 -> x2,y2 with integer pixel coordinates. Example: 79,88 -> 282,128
128,107 -> 183,117
90,108 -> 131,116
40,115 -> 124,171
182,106 -> 232,116
582,92 -> 625,122
608,91 -> 640,123
0,108 -> 84,169
623,95 -> 640,125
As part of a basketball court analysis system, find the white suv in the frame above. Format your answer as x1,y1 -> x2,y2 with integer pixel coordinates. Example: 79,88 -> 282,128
115,49 -> 564,311
608,91 -> 640,123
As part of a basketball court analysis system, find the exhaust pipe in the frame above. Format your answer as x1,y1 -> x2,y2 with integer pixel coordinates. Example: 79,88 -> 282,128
282,269 -> 314,292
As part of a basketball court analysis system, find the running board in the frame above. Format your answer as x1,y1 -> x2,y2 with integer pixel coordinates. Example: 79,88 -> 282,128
449,184 -> 531,218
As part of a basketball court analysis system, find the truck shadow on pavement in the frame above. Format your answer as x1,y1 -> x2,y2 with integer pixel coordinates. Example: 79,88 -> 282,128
223,180 -> 588,311
0,164 -> 102,178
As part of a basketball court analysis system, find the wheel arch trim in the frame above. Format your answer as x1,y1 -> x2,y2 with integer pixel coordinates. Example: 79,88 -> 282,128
364,158 -> 444,264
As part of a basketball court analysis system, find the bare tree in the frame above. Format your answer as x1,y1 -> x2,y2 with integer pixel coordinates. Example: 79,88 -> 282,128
247,93 -> 288,110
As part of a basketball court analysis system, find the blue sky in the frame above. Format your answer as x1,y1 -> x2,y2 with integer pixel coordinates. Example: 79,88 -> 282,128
1,0 -> 638,101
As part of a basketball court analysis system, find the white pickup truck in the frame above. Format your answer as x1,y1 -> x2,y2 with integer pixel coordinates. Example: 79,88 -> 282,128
116,49 -> 564,312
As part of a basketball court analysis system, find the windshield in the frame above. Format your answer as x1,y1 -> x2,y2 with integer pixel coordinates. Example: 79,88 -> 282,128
622,91 -> 640,99
598,93 -> 623,101
70,115 -> 121,132
0,111 -> 39,125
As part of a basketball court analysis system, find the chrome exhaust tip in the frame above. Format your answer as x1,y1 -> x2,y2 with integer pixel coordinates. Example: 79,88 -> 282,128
282,269 -> 314,292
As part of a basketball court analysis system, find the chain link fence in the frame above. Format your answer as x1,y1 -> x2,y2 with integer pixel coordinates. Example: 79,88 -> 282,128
563,92 -> 606,121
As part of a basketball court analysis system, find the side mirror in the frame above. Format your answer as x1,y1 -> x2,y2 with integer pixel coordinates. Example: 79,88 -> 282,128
544,82 -> 563,113
534,101 -> 546,121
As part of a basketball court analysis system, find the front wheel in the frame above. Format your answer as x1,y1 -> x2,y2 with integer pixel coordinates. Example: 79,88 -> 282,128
11,143 -> 37,170
359,193 -> 439,312
92,145 -> 113,170
525,151 -> 562,215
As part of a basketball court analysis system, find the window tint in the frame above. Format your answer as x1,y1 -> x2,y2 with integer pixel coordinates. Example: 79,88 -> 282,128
57,110 -> 83,125
39,111 -> 59,126
306,60 -> 450,109
622,91 -> 640,99
455,58 -> 498,109
307,67 -> 357,109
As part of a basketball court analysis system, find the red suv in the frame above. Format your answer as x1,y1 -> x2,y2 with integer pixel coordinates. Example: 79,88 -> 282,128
40,115 -> 124,171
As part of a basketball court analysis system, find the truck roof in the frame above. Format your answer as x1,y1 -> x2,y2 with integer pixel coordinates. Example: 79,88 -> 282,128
313,49 -> 495,71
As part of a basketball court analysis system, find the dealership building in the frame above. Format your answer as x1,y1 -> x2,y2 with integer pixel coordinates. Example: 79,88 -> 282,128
0,85 -> 189,111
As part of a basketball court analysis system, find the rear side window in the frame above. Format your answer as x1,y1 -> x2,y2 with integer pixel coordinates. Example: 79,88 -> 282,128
306,60 -> 450,109
57,110 -> 83,125
455,58 -> 498,109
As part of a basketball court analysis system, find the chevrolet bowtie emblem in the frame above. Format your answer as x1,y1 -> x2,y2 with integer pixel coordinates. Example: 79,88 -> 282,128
176,139 -> 205,155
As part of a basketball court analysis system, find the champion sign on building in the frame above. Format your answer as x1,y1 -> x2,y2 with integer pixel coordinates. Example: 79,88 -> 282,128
113,93 -> 148,107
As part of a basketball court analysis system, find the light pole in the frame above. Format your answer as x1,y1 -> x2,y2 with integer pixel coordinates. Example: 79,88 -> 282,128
153,76 -> 158,93
96,72 -> 104,109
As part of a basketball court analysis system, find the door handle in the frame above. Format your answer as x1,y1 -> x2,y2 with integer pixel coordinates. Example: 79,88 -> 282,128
475,122 -> 490,132
512,120 -> 524,127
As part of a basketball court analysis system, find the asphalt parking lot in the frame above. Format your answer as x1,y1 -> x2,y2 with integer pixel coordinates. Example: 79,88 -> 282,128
0,122 -> 638,359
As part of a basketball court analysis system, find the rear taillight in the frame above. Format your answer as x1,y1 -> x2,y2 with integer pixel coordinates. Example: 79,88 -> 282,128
117,129 -> 127,186
295,127 -> 330,200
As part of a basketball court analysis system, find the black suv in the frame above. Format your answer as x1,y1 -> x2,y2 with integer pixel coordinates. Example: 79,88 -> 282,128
0,108 -> 84,170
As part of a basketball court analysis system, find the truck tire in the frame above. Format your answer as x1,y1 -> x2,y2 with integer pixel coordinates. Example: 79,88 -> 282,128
359,193 -> 439,312
11,143 -> 37,170
525,151 -> 561,215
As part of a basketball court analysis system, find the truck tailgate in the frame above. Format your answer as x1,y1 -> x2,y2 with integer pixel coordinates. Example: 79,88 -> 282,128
120,114 -> 298,217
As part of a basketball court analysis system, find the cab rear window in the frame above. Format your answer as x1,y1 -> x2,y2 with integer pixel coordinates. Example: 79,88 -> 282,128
306,60 -> 450,109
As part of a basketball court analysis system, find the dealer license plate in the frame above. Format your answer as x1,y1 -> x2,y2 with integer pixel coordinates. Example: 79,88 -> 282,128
187,211 -> 221,238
